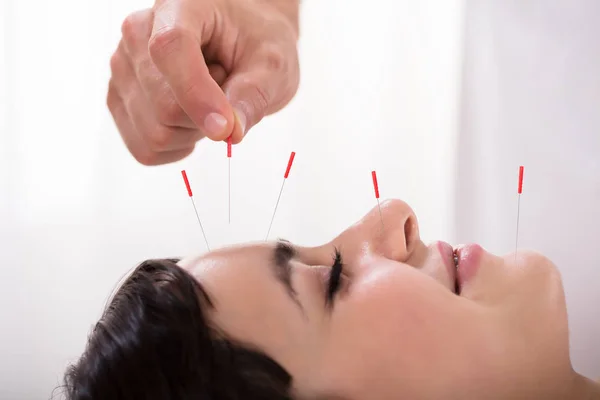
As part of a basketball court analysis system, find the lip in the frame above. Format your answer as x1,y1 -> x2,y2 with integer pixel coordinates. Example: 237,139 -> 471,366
455,244 -> 484,288
436,241 -> 458,294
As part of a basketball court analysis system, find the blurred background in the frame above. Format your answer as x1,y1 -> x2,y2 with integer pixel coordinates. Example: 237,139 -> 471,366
1,0 -> 598,398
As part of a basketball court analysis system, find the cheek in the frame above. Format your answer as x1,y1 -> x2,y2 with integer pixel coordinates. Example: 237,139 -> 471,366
319,268 -> 477,390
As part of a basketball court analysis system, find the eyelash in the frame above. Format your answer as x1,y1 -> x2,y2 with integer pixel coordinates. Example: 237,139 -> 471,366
326,248 -> 344,307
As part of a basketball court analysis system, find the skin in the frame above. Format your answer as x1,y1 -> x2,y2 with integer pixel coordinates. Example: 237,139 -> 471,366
179,199 -> 600,400
108,0 -> 300,165
109,1 -> 600,393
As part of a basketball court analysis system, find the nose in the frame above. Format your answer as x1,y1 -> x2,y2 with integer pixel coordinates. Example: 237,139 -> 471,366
376,199 -> 421,261
333,198 -> 421,263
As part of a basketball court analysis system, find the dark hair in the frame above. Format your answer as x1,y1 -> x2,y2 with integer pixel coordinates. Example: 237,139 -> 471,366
61,258 -> 292,399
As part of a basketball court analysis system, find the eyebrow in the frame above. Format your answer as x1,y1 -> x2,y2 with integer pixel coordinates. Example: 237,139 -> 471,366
271,239 -> 302,309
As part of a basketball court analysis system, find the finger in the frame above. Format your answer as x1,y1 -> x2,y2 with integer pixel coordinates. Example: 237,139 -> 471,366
107,80 -> 140,157
122,9 -> 230,129
222,47 -> 299,144
128,78 -> 205,153
149,1 -> 234,141
222,69 -> 288,145
108,82 -> 195,165
113,39 -> 204,152
121,8 -> 196,129
207,64 -> 228,86
109,40 -> 132,93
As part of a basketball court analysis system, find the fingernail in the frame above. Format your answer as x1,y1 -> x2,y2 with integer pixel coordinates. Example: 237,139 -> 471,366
234,109 -> 247,136
203,112 -> 228,137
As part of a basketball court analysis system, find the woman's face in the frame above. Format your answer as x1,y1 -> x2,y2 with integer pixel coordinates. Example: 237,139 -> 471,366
179,199 -> 576,400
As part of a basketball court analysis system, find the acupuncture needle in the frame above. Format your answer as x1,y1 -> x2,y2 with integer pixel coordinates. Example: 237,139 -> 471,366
372,170 -> 384,229
265,151 -> 296,241
227,136 -> 232,224
514,166 -> 524,263
181,170 -> 210,251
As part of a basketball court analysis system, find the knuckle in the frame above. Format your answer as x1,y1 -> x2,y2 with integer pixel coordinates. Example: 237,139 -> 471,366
134,149 -> 161,166
109,51 -> 123,76
260,46 -> 288,72
147,126 -> 173,151
121,13 -> 136,43
121,9 -> 149,43
155,95 -> 185,125
122,95 -> 136,116
106,83 -> 118,110
134,55 -> 153,79
148,26 -> 186,62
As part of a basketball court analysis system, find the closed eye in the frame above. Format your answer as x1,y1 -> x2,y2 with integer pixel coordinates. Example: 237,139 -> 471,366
325,248 -> 344,308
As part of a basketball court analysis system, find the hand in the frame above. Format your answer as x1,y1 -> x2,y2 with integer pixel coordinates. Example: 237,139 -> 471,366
108,0 -> 300,165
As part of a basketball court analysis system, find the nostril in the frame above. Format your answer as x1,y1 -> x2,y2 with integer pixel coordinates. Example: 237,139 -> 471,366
404,216 -> 414,250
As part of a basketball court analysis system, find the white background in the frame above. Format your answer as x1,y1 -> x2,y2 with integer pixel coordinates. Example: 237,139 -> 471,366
1,0 -> 598,399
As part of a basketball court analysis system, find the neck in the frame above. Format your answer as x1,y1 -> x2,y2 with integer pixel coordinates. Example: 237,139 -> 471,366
568,372 -> 600,400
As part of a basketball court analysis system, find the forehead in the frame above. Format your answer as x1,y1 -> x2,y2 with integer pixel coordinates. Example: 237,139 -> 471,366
180,243 -> 273,291
178,243 -> 305,340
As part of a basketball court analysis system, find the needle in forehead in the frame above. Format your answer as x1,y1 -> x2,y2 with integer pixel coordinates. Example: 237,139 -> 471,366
514,166 -> 524,263
181,170 -> 210,251
265,151 -> 296,241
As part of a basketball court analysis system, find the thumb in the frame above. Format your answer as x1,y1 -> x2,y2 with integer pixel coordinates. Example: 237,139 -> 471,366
149,3 -> 234,141
222,68 -> 290,144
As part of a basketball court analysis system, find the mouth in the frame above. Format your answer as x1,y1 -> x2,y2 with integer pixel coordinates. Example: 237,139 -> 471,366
452,244 -> 484,291
452,248 -> 460,294
435,241 -> 461,295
